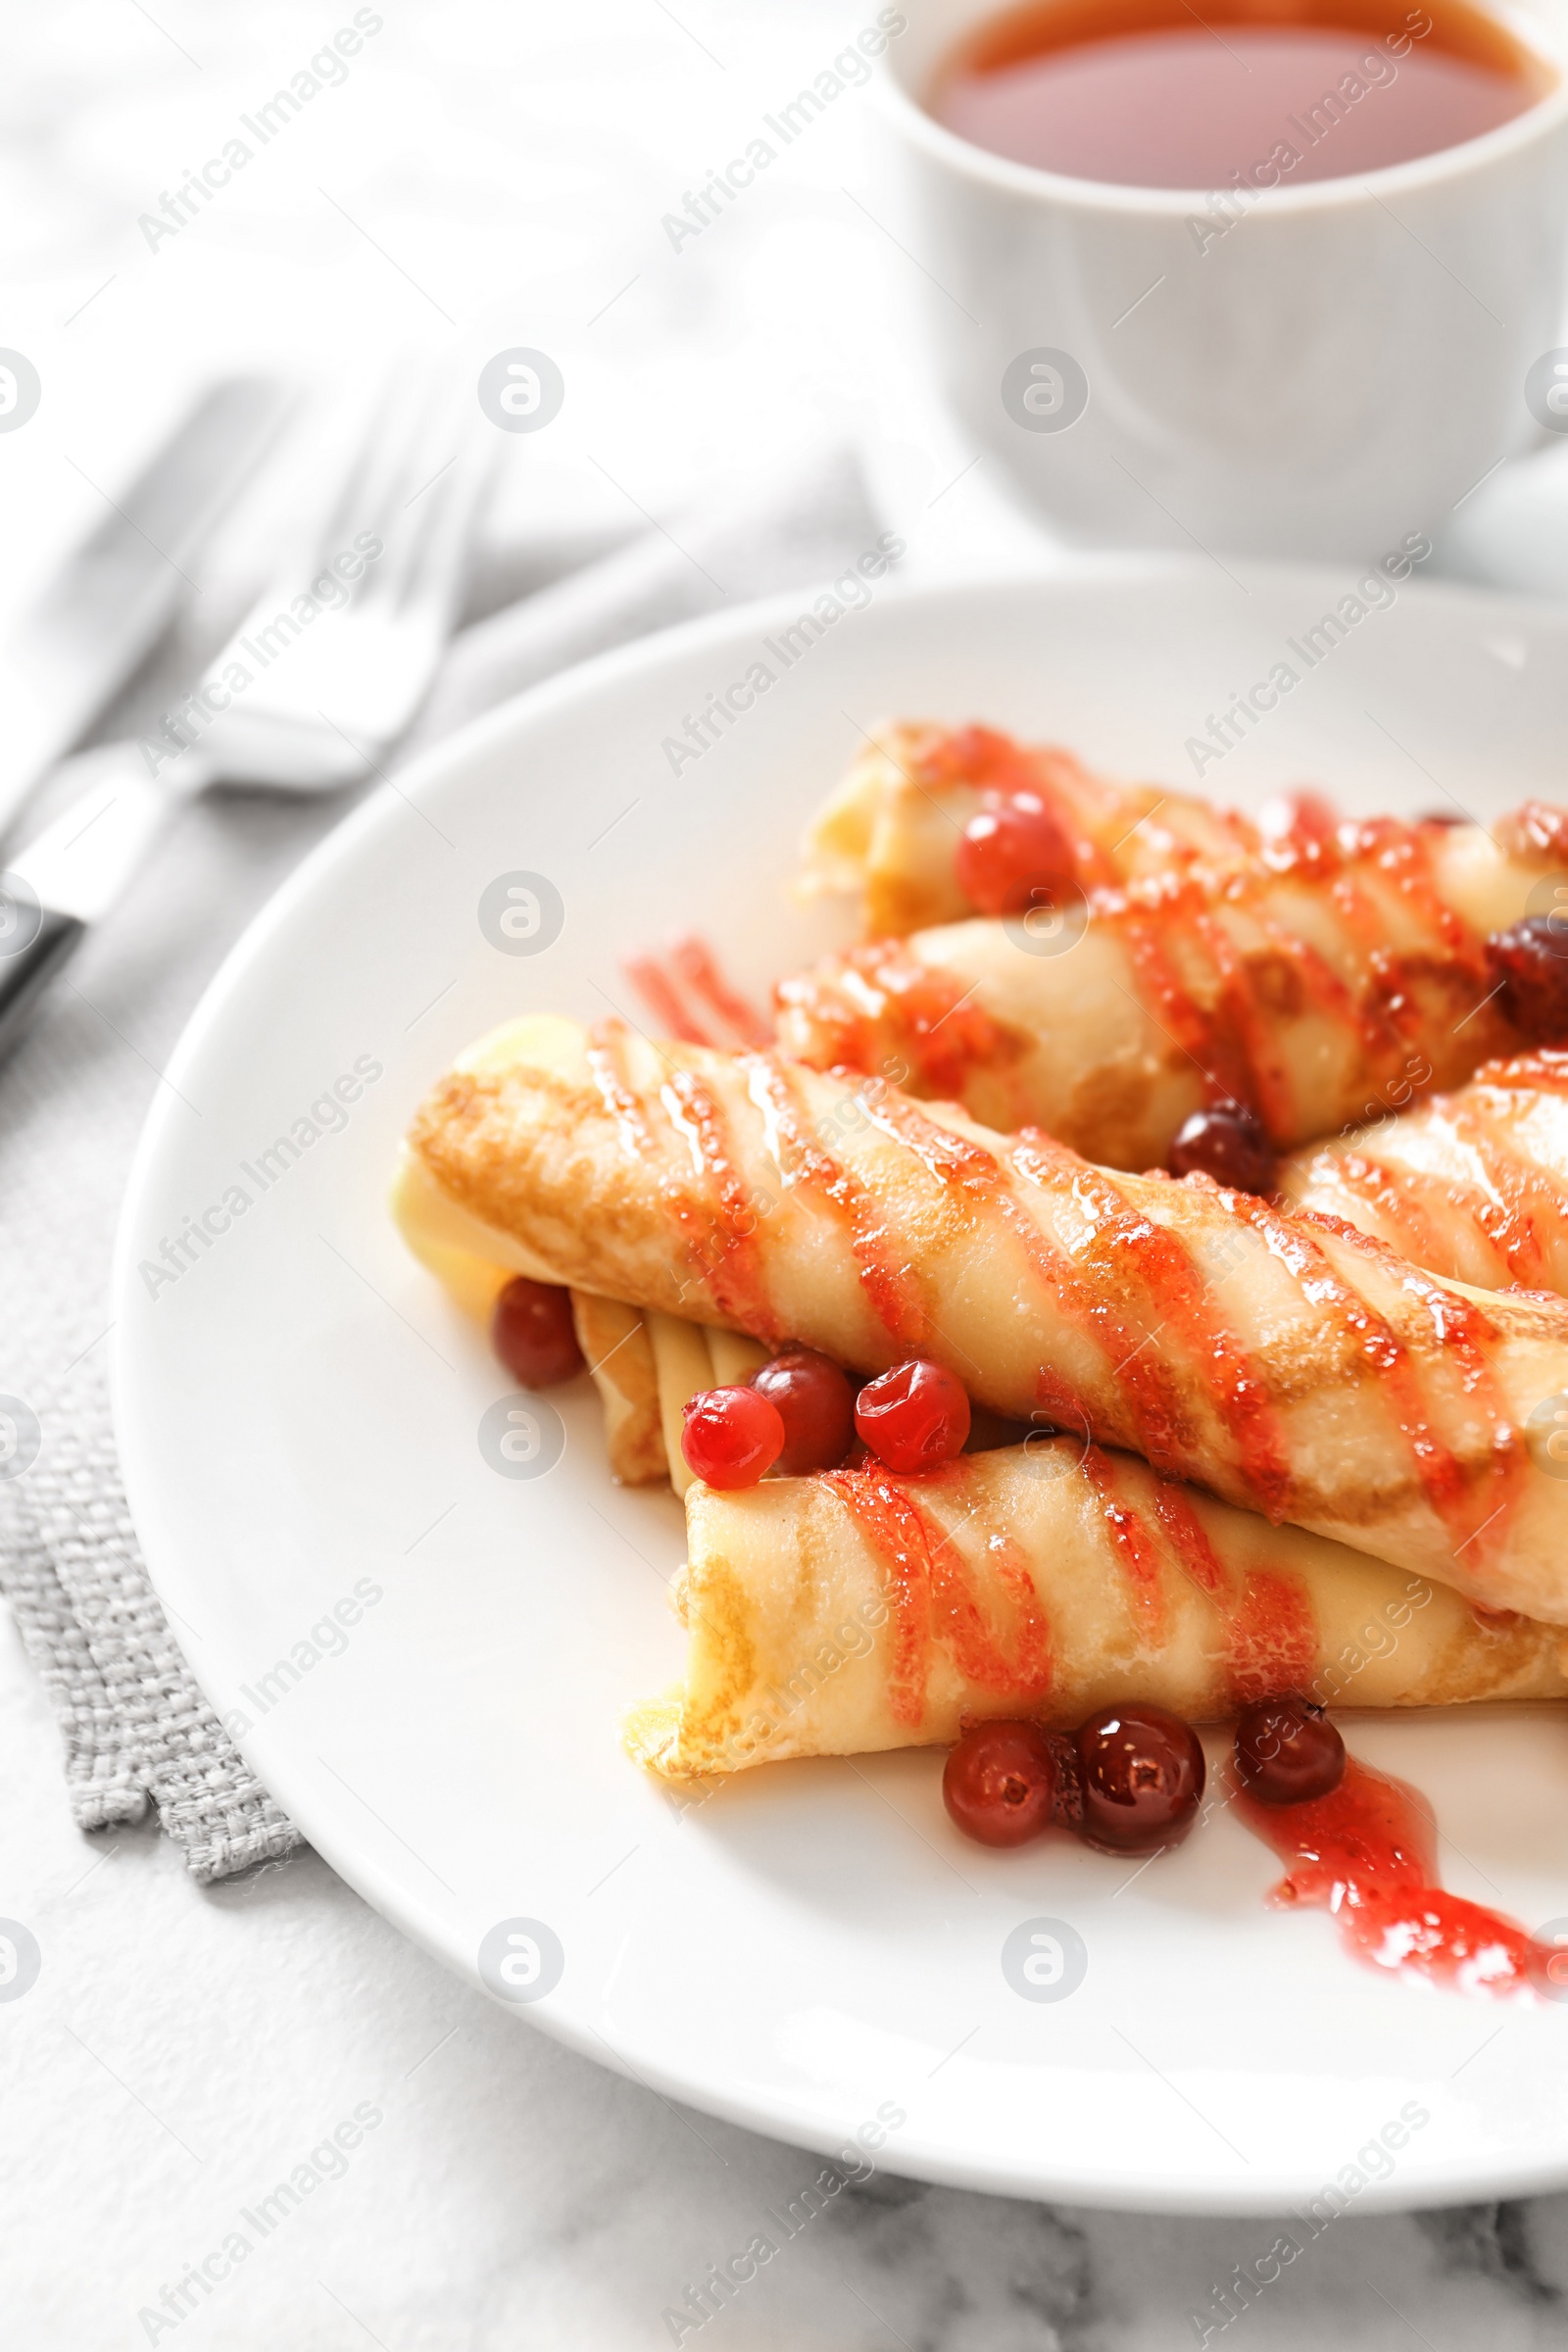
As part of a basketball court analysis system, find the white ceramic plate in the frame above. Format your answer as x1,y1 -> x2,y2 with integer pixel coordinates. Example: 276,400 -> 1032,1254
116,559 -> 1568,2214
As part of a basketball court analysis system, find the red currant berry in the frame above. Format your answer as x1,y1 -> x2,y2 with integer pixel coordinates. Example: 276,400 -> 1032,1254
855,1357 -> 971,1473
749,1348 -> 856,1476
1074,1705 -> 1205,1854
943,1720 -> 1058,1846
1168,1102 -> 1275,1196
680,1385 -> 784,1490
491,1277 -> 584,1388
1487,915 -> 1568,1043
1235,1694 -> 1344,1807
955,790 -> 1075,916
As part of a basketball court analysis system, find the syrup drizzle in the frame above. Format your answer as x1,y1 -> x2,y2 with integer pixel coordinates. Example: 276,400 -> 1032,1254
1224,1571 -> 1319,1706
669,937 -> 773,1048
857,1091 -> 1187,1472
1476,1048 -> 1568,1096
1250,896 -> 1372,1058
1038,1137 -> 1293,1517
660,1065 -> 780,1339
1258,789 -> 1339,865
1435,1097 -> 1566,1280
621,954 -> 711,1048
1185,900 -> 1297,1139
829,1447 -> 1323,1729
823,1464 -> 1052,1725
914,722 -> 1048,803
1210,1189 -> 1508,1554
787,806 -> 1512,1147
861,1089 -> 1510,1554
1498,801 -> 1568,865
1113,885 -> 1250,1104
1237,1757 -> 1544,2000
775,941 -> 1022,1102
1142,1474 -> 1318,1701
586,1020 -> 777,1336
1081,1446 -> 1168,1641
585,1020 -> 663,1159
1147,1476 -> 1228,1600
1293,1203 -> 1519,1560
1316,1149 -> 1512,1285
741,1053 -> 927,1348
625,935 -> 772,1053
1326,1136 -> 1552,1291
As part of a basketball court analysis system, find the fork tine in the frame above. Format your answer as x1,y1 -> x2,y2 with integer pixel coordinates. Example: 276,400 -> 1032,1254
383,431 -> 494,619
295,362 -> 418,579
355,368 -> 493,615
295,350 -> 445,597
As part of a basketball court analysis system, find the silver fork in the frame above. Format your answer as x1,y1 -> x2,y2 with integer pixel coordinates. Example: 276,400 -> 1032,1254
0,362 -> 492,1058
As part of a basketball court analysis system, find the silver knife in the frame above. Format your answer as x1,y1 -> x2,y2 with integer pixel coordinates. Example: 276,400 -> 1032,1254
0,375 -> 290,848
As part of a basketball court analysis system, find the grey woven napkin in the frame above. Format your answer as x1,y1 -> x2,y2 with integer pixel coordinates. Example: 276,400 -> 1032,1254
0,443 -> 885,1880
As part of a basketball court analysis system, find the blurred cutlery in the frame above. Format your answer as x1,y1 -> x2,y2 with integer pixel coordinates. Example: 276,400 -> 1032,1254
0,376 -> 289,845
0,366 -> 491,1061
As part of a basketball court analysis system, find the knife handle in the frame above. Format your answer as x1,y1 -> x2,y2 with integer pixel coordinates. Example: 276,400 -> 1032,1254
0,744 -> 179,1066
0,902 -> 86,1063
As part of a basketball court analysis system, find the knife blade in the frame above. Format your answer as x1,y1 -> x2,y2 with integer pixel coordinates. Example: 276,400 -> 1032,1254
0,374 -> 290,848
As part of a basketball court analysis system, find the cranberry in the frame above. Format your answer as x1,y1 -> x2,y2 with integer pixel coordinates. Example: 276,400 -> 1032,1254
749,1348 -> 856,1475
855,1357 -> 971,1473
492,1277 -> 584,1388
943,1720 -> 1059,1846
1168,1102 -> 1276,1196
954,790 -> 1075,916
1235,1694 -> 1345,1807
1487,914 -> 1568,1043
1416,808 -> 1466,826
680,1385 -> 784,1490
1074,1705 -> 1205,1854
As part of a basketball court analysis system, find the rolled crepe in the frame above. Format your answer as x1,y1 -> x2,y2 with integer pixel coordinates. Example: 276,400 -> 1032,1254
799,720 -> 1255,934
395,1015 -> 1568,1621
1281,1051 -> 1568,1297
625,1442 -> 1568,1776
800,715 -> 1565,950
775,812 -> 1554,1170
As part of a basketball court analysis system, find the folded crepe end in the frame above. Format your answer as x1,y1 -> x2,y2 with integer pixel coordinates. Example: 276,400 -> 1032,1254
622,1682 -> 759,1782
390,1131 -> 565,1292
623,1528 -> 778,1778
798,745 -> 882,896
452,1010 -> 591,1084
621,1690 -> 687,1776
386,1148 -> 511,1322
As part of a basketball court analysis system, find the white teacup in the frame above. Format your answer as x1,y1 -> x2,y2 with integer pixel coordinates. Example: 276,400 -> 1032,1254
875,0 -> 1568,560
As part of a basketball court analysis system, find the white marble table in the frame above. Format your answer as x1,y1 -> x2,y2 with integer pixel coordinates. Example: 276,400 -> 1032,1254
5,2 -> 1568,2341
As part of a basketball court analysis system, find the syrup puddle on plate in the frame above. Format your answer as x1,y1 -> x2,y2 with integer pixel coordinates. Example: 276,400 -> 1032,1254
1237,1754 -> 1551,2000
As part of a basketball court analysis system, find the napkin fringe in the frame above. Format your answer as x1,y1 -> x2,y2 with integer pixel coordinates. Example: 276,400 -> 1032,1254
0,1352 -> 300,1881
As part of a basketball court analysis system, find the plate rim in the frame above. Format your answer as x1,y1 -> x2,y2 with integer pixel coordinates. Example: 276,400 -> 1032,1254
112,551 -> 1568,2215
